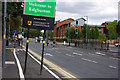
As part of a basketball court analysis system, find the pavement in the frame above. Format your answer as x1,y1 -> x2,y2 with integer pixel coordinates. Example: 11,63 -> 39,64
2,41 -> 59,80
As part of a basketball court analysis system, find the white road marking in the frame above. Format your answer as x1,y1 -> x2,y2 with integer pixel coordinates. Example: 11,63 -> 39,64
81,58 -> 98,64
55,51 -> 61,53
89,53 -> 99,56
13,49 -> 25,79
109,57 -> 118,60
27,52 -> 61,80
109,66 -> 117,69
5,61 -> 15,64
52,48 -> 58,49
66,54 -> 74,57
73,52 -> 82,56
96,52 -> 105,56
45,53 -> 53,56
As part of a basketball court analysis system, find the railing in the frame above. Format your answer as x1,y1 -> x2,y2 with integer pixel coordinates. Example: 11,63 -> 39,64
67,39 -> 109,51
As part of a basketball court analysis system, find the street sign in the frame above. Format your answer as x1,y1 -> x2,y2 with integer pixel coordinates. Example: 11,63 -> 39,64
22,0 -> 56,30
14,30 -> 17,33
24,0 -> 55,18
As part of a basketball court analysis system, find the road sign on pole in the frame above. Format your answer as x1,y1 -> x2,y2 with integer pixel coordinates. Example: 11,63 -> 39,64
22,0 -> 55,30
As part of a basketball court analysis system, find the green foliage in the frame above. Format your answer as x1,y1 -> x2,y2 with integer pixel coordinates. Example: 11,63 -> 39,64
7,2 -> 23,17
2,2 -> 24,37
107,20 -> 118,39
81,24 -> 87,39
24,29 -> 40,38
46,30 -> 53,39
65,27 -> 76,39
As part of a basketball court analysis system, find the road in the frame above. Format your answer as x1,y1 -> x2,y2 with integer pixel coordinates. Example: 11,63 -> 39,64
23,38 -> 119,78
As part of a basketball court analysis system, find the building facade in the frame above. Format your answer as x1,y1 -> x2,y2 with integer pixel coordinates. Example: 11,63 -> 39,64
53,18 -> 86,39
53,18 -> 107,39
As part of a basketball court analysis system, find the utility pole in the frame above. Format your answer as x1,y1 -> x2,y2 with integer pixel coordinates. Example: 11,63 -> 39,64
68,23 -> 70,46
3,0 -> 7,68
85,16 -> 88,43
8,14 -> 10,48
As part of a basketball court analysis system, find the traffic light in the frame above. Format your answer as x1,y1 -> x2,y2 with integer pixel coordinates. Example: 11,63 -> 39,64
76,21 -> 78,26
75,28 -> 78,34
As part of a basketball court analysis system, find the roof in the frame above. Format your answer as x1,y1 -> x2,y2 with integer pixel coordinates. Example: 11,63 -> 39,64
76,18 -> 86,21
56,18 -> 86,28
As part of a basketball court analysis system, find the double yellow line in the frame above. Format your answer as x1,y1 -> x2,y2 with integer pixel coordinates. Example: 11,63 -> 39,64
6,48 -> 24,50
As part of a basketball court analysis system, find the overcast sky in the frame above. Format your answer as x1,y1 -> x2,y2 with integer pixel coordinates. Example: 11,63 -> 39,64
55,0 -> 119,25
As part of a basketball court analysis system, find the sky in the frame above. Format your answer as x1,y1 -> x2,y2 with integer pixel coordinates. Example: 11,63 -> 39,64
55,0 -> 120,25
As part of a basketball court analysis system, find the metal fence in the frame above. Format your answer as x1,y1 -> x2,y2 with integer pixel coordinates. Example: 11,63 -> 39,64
67,39 -> 109,51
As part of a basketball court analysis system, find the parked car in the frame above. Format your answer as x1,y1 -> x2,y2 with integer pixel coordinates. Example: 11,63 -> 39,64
115,43 -> 120,47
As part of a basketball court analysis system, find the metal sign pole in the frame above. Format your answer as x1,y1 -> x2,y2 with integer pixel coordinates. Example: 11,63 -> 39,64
2,0 -> 7,68
23,28 -> 30,74
8,14 -> 10,48
14,33 -> 15,48
40,30 -> 46,75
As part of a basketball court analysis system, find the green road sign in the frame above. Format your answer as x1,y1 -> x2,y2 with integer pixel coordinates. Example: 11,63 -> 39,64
24,0 -> 55,18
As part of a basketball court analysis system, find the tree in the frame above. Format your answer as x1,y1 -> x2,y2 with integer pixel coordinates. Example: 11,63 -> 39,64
24,29 -> 40,38
81,24 -> 87,39
107,20 -> 118,39
46,30 -> 53,39
65,27 -> 76,39
2,2 -> 23,37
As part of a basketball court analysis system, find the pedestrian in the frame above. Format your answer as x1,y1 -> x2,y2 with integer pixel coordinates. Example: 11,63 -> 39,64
53,39 -> 56,47
46,39 -> 49,46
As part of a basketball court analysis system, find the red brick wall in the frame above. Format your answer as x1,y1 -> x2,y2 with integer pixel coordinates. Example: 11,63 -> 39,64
54,18 -> 74,38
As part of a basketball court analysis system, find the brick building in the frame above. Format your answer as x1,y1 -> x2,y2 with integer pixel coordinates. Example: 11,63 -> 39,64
53,18 -> 86,39
53,17 -> 107,39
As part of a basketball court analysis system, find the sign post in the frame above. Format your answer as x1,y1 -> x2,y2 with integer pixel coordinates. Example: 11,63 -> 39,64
22,0 -> 56,74
23,28 -> 30,74
40,30 -> 46,75
14,30 -> 17,48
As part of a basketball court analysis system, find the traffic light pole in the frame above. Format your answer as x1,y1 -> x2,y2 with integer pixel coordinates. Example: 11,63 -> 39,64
2,0 -> 7,68
40,30 -> 46,75
107,29 -> 109,50
68,23 -> 70,46
23,28 -> 30,74
8,14 -> 10,48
